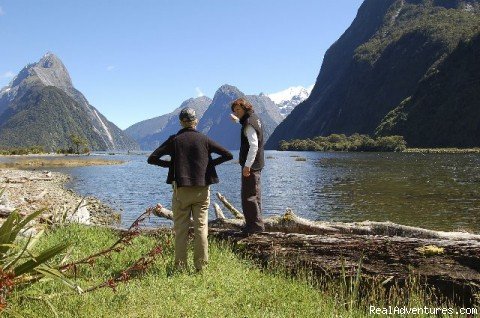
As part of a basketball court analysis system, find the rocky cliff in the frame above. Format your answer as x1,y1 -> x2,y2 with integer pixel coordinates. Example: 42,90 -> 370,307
375,33 -> 480,147
266,0 -> 480,149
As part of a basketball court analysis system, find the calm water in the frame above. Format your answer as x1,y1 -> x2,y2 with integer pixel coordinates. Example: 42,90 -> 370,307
38,151 -> 480,233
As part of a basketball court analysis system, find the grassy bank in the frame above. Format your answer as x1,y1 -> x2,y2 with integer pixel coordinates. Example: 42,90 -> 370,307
3,224 -> 474,317
5,225 -> 326,317
0,147 -> 46,156
404,148 -> 480,154
0,157 -> 124,169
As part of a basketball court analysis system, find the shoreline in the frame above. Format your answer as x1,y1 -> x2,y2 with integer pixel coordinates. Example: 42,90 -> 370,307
277,148 -> 480,154
0,168 -> 121,228
403,147 -> 480,154
0,155 -> 124,169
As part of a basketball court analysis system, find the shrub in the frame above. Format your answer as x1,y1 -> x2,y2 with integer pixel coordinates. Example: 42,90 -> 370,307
0,146 -> 46,155
278,134 -> 407,152
0,206 -> 72,310
375,135 -> 407,152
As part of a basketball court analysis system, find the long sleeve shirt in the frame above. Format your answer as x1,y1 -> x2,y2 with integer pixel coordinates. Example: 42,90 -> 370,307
244,124 -> 259,168
147,128 -> 233,186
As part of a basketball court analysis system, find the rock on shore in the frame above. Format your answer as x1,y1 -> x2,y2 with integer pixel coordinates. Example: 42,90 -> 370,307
0,169 -> 120,227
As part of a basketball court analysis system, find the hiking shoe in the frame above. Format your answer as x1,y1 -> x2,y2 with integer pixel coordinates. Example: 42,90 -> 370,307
241,226 -> 265,235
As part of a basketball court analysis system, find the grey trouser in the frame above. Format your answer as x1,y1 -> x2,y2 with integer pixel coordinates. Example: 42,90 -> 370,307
241,169 -> 265,231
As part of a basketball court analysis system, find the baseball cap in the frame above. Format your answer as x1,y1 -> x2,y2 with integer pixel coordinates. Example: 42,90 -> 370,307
179,107 -> 197,121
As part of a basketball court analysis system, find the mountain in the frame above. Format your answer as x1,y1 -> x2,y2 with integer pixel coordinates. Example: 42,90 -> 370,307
126,85 -> 283,150
375,33 -> 480,147
123,113 -> 173,142
266,0 -> 480,149
0,53 -> 139,151
197,84 -> 284,150
125,96 -> 212,150
267,85 -> 313,117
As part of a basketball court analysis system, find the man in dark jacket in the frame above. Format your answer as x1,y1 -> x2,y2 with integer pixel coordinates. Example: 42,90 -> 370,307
148,107 -> 233,271
230,97 -> 265,234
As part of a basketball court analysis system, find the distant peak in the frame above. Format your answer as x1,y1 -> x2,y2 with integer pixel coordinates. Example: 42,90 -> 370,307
267,85 -> 313,104
195,95 -> 212,102
38,52 -> 63,67
215,84 -> 244,98
218,84 -> 238,92
40,51 -> 60,61
178,95 -> 212,108
9,52 -> 74,90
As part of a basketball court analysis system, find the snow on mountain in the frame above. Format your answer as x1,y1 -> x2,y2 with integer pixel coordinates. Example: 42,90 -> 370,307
267,85 -> 313,117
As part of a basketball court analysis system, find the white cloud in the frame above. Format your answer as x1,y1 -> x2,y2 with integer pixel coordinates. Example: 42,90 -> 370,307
2,71 -> 14,78
195,87 -> 204,97
106,65 -> 116,71
0,6 -> 5,15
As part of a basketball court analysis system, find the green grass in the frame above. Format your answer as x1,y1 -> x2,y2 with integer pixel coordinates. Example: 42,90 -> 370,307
3,224 -> 476,317
4,225 -> 327,317
404,148 -> 480,154
0,146 -> 46,155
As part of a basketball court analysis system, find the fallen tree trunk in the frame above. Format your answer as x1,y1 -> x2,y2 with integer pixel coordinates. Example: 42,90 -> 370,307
215,193 -> 244,219
149,192 -> 480,305
152,196 -> 480,242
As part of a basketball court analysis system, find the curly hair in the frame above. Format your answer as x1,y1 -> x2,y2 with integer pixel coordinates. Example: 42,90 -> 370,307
230,97 -> 254,113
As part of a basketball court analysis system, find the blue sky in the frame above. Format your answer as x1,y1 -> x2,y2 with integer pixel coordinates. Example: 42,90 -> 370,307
0,1 -> 363,129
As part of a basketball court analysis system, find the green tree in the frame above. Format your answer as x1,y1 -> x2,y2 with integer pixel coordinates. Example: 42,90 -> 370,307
69,134 -> 89,154
375,135 -> 407,152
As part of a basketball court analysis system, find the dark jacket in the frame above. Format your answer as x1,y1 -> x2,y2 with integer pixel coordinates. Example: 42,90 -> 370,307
239,112 -> 264,170
147,128 -> 233,187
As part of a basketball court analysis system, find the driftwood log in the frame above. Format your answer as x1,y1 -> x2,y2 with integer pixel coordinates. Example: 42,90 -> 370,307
150,192 -> 480,305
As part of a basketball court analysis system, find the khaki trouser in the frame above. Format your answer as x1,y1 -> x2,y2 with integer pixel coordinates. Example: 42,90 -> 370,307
172,185 -> 210,271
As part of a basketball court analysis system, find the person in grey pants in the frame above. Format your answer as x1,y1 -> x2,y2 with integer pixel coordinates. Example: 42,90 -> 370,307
230,97 -> 265,234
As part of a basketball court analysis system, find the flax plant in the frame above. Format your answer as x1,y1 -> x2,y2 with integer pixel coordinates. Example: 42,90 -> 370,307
0,199 -> 77,310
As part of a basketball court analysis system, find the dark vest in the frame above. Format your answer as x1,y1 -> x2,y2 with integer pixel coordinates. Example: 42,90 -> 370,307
239,113 -> 264,170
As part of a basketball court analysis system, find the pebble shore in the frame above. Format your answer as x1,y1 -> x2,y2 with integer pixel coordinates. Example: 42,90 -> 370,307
0,169 -> 120,227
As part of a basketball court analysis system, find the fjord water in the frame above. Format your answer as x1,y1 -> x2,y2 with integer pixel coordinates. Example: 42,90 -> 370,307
57,151 -> 479,233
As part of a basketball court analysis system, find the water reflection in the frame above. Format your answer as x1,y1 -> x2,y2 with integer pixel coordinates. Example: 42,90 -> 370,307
315,153 -> 480,232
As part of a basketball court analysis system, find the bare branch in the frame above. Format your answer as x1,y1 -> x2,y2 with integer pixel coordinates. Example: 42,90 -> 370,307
213,203 -> 225,219
216,192 -> 244,219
